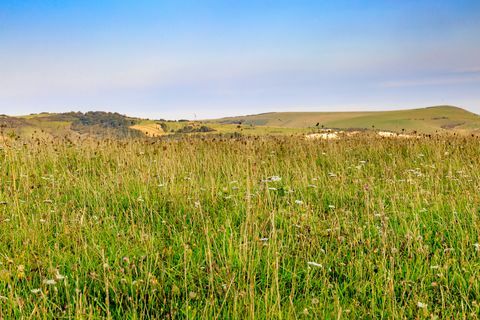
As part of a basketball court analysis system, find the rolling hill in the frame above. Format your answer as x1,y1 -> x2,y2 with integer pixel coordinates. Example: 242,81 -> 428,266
1,106 -> 480,141
213,105 -> 480,134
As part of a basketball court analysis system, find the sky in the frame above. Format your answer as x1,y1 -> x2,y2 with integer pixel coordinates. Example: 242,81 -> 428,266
0,0 -> 479,119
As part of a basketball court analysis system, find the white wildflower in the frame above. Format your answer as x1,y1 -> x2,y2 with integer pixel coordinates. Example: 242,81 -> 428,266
417,301 -> 427,309
262,176 -> 281,182
295,200 -> 304,205
55,272 -> 65,280
307,261 -> 322,268
43,279 -> 56,285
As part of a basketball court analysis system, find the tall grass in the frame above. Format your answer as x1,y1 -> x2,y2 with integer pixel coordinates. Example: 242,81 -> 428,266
1,134 -> 480,318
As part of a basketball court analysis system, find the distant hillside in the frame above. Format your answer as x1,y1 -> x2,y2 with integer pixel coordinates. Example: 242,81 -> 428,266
1,112 -> 144,139
0,111 -> 220,140
2,106 -> 480,141
213,106 -> 480,134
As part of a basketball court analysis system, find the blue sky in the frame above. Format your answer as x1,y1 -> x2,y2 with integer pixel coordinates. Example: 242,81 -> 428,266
0,0 -> 479,119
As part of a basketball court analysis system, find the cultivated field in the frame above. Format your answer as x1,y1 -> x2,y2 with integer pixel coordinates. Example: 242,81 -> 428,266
1,134 -> 480,318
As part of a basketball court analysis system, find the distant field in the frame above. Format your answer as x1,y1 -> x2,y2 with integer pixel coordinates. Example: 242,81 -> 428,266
213,106 -> 480,134
2,106 -> 480,140
1,134 -> 480,318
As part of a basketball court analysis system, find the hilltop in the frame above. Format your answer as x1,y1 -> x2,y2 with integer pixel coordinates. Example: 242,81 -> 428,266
213,106 -> 480,134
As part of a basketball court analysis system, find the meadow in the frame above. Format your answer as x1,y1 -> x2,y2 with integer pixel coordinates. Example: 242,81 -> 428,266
1,133 -> 480,319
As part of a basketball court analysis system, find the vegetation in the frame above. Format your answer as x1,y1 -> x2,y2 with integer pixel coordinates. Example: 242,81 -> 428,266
2,106 -> 480,141
1,133 -> 480,318
176,125 -> 215,134
214,105 -> 480,134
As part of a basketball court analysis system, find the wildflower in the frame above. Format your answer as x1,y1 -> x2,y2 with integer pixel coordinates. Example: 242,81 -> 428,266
30,289 -> 41,294
43,279 -> 57,285
474,243 -> 480,251
17,265 -> 25,279
55,272 -> 65,280
259,238 -> 269,242
295,200 -> 304,205
417,301 -> 427,309
262,176 -> 281,182
307,261 -> 322,268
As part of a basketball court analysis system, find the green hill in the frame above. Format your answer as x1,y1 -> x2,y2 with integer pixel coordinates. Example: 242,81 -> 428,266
213,106 -> 480,134
2,106 -> 480,140
1,112 -> 143,139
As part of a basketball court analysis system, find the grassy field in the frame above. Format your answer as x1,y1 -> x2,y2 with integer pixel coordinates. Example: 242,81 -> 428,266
1,134 -> 480,318
213,106 -> 480,134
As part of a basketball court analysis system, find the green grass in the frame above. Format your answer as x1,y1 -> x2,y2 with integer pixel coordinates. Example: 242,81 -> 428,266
212,105 -> 480,133
1,134 -> 480,318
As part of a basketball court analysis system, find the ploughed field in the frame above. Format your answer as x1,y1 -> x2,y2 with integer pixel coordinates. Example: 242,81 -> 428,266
1,134 -> 480,318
